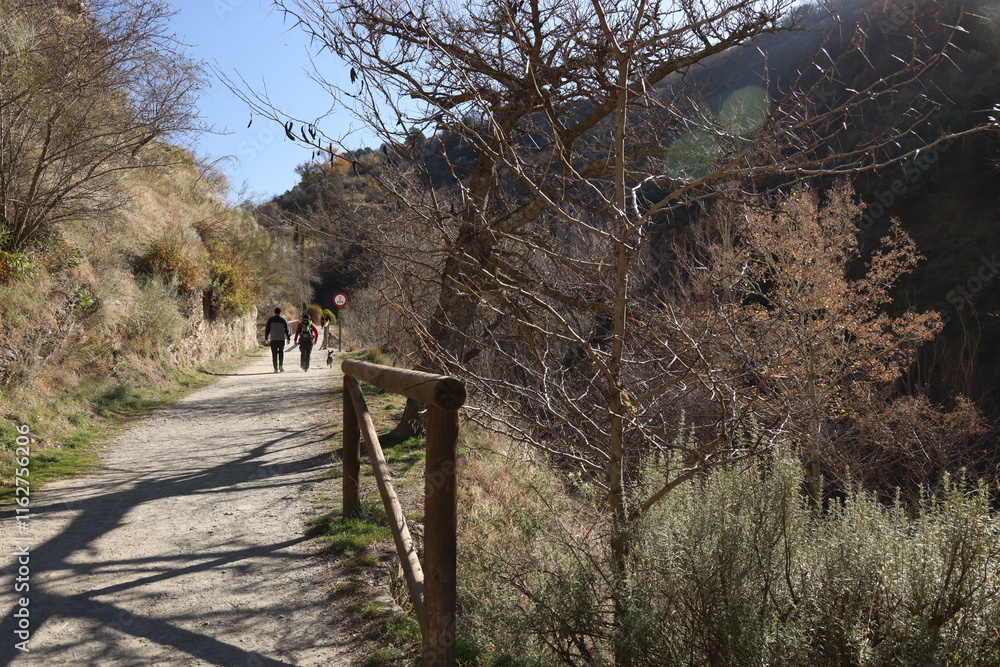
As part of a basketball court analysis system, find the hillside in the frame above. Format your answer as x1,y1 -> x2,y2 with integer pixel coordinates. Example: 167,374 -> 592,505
0,146 -> 300,491
0,0 -> 314,492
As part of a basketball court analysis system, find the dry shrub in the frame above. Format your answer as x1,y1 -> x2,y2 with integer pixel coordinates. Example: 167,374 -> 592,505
670,184 -> 946,498
75,266 -> 142,369
346,284 -> 418,361
82,272 -> 182,360
836,394 -> 993,502
458,441 -> 610,664
0,265 -> 51,330
0,267 -> 57,384
141,235 -> 205,292
129,276 -> 184,356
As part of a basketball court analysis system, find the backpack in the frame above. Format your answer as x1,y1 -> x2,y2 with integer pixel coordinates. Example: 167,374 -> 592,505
300,319 -> 315,344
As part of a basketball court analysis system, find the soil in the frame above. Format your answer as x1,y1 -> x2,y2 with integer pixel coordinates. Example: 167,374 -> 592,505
0,340 -> 368,666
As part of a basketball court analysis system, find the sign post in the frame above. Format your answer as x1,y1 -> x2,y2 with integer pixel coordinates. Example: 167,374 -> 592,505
332,292 -> 348,351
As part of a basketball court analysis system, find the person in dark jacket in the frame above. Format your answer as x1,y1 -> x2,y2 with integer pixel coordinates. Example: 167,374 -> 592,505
264,308 -> 290,372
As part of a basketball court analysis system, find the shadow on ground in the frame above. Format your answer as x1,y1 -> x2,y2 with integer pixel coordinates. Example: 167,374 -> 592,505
0,354 -> 345,665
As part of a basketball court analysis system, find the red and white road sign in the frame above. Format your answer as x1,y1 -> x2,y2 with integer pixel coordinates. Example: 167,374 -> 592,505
332,292 -> 348,307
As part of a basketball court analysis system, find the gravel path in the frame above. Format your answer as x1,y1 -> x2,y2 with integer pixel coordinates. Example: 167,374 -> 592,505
0,340 -> 358,665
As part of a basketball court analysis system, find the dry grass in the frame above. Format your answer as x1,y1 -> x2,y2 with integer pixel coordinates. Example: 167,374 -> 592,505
0,144 -> 265,497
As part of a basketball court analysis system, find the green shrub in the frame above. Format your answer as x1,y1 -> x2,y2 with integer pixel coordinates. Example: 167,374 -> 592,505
305,303 -> 324,323
74,284 -> 96,311
0,224 -> 38,283
624,453 -> 1000,665
0,248 -> 37,283
459,448 -> 1000,665
207,254 -> 258,317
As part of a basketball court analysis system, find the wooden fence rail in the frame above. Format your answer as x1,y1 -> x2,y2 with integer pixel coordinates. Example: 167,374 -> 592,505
341,359 -> 466,666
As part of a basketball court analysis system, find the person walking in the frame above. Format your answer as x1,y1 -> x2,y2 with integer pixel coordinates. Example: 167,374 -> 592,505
294,315 -> 319,371
320,314 -> 332,350
264,307 -> 290,373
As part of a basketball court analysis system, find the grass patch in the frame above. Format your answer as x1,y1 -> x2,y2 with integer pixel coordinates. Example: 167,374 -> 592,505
355,601 -> 396,621
364,346 -> 395,367
18,445 -> 101,494
381,435 -> 426,474
360,609 -> 482,667
307,498 -> 392,567
363,647 -> 407,666
358,606 -> 422,667
384,614 -> 421,642
90,382 -> 158,418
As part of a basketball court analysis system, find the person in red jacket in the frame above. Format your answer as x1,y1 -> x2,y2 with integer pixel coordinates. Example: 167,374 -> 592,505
294,315 -> 319,371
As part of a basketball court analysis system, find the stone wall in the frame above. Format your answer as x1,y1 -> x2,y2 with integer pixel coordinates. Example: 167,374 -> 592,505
162,293 -> 259,368
0,289 -> 261,385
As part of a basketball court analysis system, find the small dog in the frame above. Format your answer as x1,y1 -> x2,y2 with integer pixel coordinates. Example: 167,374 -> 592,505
326,350 -> 334,368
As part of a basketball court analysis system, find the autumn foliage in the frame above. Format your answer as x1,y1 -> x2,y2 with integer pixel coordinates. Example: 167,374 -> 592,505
672,184 -> 987,497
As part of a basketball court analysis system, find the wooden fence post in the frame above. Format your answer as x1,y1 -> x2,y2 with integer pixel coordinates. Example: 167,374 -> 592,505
345,377 -> 426,623
343,377 -> 361,518
423,405 -> 458,666
340,359 -> 464,666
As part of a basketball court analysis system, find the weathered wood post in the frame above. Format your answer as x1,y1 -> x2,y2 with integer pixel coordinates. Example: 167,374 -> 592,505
423,405 -> 459,663
340,359 -> 465,667
342,378 -> 361,518
345,376 -> 427,622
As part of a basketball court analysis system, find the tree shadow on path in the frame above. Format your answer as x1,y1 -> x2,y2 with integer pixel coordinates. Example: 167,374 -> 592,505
0,352 -> 346,665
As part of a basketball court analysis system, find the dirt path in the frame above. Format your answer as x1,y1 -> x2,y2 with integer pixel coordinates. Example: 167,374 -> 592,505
0,339 -> 359,666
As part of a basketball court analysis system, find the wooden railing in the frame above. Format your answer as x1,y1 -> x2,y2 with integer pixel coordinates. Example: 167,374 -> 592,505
341,359 -> 466,666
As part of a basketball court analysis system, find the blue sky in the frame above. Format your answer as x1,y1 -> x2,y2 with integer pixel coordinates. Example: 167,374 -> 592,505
167,0 -> 369,202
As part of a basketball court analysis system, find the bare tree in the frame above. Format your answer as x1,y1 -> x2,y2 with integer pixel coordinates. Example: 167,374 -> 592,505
0,0 -> 206,251
243,0 -> 997,657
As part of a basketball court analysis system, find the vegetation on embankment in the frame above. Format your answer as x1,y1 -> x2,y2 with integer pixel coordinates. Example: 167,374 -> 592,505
455,440 -> 1000,665
0,148 -> 305,496
310,351 -> 1000,666
0,0 -> 315,496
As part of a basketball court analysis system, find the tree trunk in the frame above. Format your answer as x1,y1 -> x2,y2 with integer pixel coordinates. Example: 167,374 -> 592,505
609,42 -> 634,667
388,396 -> 425,439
